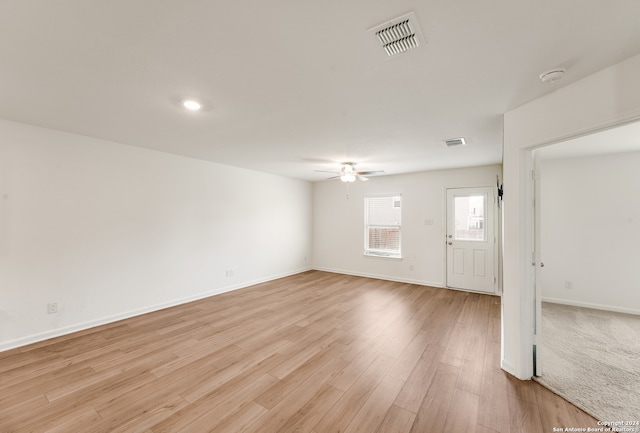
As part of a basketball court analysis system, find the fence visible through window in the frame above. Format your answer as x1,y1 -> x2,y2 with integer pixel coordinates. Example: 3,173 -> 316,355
365,195 -> 401,257
367,227 -> 400,251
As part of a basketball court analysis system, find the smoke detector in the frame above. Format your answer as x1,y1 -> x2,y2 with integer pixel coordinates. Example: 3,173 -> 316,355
369,12 -> 425,57
539,68 -> 566,83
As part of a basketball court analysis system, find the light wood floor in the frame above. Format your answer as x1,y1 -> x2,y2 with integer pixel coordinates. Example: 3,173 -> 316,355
1,271 -> 598,433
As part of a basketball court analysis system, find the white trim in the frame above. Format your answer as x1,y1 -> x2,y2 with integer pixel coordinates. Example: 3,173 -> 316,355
312,266 -> 443,288
516,117 -> 640,380
364,194 -> 402,258
363,252 -> 403,259
500,358 -> 522,379
520,112 -> 640,152
311,267 -> 503,297
542,297 -> 640,316
0,267 -> 312,353
444,185 -> 499,295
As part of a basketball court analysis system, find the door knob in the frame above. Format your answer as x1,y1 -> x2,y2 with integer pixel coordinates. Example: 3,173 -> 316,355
448,242 -> 452,245
540,262 -> 545,267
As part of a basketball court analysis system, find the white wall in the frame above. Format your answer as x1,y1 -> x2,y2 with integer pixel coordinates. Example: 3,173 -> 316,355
503,52 -> 640,379
312,165 -> 502,288
540,151 -> 640,314
0,119 -> 312,351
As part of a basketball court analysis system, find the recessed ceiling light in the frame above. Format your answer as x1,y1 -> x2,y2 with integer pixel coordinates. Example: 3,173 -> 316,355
182,99 -> 202,111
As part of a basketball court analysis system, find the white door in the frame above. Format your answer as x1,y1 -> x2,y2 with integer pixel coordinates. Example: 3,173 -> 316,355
446,187 -> 496,293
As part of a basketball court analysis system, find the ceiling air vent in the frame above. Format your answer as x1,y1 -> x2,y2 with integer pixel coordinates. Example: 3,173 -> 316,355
444,137 -> 466,147
369,12 -> 424,57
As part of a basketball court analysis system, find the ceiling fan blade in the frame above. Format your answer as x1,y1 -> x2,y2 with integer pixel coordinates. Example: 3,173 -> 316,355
314,170 -> 341,174
356,170 -> 384,176
326,175 -> 341,180
357,175 -> 370,181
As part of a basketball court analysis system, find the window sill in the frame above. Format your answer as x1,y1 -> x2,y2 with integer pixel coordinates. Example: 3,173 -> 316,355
363,252 -> 403,260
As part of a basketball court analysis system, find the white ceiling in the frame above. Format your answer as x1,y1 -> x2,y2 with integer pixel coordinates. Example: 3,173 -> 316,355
1,1 -> 640,181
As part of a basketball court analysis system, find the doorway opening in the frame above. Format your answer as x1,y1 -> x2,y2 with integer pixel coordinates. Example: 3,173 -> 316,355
532,120 -> 640,421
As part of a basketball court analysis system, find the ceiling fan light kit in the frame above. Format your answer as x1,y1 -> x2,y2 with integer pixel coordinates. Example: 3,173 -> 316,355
315,162 -> 384,182
340,163 -> 356,183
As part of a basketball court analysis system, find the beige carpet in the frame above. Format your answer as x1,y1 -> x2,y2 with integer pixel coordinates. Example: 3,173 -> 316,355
536,302 -> 640,423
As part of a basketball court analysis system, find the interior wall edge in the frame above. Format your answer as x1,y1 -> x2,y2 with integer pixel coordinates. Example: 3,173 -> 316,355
0,267 -> 313,353
502,52 -> 640,380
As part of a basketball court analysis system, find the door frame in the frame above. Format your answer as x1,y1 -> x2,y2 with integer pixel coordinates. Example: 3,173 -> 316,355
445,185 -> 500,295
532,150 -> 543,376
520,118 -> 640,379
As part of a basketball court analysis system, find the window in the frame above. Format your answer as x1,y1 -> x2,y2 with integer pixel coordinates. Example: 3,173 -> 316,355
364,195 -> 401,258
453,195 -> 486,241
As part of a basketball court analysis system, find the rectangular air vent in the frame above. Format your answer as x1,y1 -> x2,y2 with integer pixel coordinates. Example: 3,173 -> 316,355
369,12 -> 424,57
445,137 -> 467,147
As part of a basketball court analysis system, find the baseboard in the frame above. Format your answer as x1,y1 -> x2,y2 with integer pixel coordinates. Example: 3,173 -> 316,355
500,358 -> 531,380
0,267 -> 312,353
312,266 -> 444,288
500,359 -> 517,376
542,297 -> 640,316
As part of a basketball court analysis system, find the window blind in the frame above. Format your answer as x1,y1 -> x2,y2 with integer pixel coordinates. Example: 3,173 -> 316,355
364,195 -> 401,257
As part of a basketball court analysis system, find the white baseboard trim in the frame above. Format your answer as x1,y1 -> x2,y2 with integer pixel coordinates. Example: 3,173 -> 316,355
500,358 -> 530,380
0,267 -> 312,353
312,266 -> 444,288
542,297 -> 640,316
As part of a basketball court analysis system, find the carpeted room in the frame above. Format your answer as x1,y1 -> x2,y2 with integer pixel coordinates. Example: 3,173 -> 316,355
536,136 -> 640,422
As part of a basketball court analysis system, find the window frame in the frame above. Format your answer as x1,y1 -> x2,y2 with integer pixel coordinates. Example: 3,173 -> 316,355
364,194 -> 402,259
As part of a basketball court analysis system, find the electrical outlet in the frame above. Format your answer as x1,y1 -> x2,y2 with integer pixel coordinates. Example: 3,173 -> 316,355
564,281 -> 572,290
47,302 -> 58,314
225,269 -> 234,277
409,265 -> 414,271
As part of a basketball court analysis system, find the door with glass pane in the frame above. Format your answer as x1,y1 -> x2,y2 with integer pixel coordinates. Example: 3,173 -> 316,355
446,187 -> 496,293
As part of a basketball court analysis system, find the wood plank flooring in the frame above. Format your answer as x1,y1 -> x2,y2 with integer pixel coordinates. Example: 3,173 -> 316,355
0,271 -> 599,432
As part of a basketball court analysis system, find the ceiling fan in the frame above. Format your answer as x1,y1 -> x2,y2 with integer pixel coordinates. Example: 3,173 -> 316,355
315,163 -> 384,182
